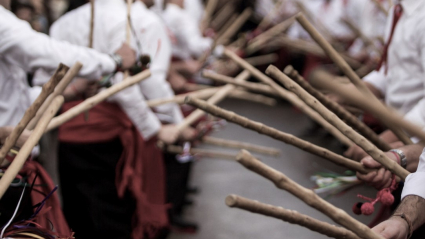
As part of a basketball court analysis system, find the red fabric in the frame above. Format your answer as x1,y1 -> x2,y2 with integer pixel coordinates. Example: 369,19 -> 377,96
58,101 -> 168,239
377,4 -> 403,73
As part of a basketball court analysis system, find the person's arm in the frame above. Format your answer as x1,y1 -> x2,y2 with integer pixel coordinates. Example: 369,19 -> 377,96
373,195 -> 425,239
0,126 -> 31,148
356,143 -> 425,189
0,6 -> 134,80
134,16 -> 184,124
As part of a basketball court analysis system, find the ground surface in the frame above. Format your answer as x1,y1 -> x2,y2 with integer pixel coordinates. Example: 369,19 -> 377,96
169,98 -> 377,239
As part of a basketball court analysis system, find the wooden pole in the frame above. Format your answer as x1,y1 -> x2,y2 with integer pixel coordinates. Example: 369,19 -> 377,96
245,16 -> 295,55
270,36 -> 362,69
266,65 -> 409,180
0,96 -> 64,199
184,97 -> 370,174
27,62 -> 83,130
84,0 -> 95,121
226,194 -> 361,239
228,90 -> 277,106
216,8 -> 253,46
157,141 -> 236,161
244,53 -> 279,67
223,49 -> 354,147
124,0 -> 132,79
0,64 -> 68,165
202,71 -> 277,96
236,150 -> 385,239
46,70 -> 151,132
283,65 -> 391,151
256,0 -> 286,31
295,13 -> 413,145
148,87 -> 222,108
175,70 -> 251,133
201,0 -> 219,32
210,2 -> 234,31
370,0 -> 389,16
202,136 -> 280,156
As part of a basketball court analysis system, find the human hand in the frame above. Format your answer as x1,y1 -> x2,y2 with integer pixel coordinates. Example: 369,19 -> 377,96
344,144 -> 368,161
114,43 -> 137,70
0,126 -> 31,148
179,127 -> 197,141
158,124 -> 180,145
372,217 -> 409,239
356,152 -> 398,190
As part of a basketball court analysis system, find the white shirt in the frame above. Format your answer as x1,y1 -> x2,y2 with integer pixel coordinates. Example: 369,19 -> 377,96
402,149 -> 425,200
184,0 -> 204,25
363,0 -> 425,129
162,3 -> 212,60
0,6 -> 116,127
46,0 -> 183,139
287,0 -> 353,40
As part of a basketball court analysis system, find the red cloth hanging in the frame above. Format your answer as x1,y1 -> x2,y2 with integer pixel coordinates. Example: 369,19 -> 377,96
58,101 -> 168,239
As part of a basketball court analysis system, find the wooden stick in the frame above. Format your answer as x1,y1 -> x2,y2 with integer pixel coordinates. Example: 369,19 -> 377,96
340,18 -> 381,55
89,0 -> 95,48
124,0 -> 132,79
216,8 -> 253,46
244,53 -> 279,66
223,49 -> 354,147
210,2 -> 234,31
202,136 -> 280,156
157,141 -> 236,161
256,0 -> 286,31
266,65 -> 409,180
228,90 -> 277,106
295,13 -> 413,145
270,36 -> 362,69
371,0 -> 389,16
0,96 -> 64,199
235,150 -> 385,239
184,97 -> 370,174
148,87 -> 222,108
46,70 -> 151,132
246,16 -> 295,55
175,70 -> 251,133
27,62 -> 83,130
202,70 -> 277,96
294,1 -> 333,41
226,194 -> 361,239
0,64 -> 68,165
201,0 -> 219,32
216,14 -> 238,40
283,65 -> 391,151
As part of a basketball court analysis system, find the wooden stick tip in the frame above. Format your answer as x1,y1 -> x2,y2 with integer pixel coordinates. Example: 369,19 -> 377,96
295,12 -> 305,19
225,194 -> 238,207
236,149 -> 251,162
265,64 -> 279,75
283,65 -> 295,75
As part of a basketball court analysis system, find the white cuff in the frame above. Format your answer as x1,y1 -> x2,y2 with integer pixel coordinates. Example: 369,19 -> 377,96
363,70 -> 386,96
401,172 -> 425,200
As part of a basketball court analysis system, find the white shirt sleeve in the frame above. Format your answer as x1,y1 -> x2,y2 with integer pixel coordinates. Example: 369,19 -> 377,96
135,18 -> 184,124
363,68 -> 387,96
0,6 -> 115,80
402,148 -> 425,200
107,73 -> 161,140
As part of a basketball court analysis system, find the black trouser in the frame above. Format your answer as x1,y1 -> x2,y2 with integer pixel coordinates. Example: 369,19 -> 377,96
59,138 -> 134,239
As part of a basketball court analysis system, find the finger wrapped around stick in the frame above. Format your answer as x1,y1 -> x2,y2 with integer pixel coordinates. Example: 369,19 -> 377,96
223,49 -> 354,147
46,70 -> 151,132
0,96 -> 64,199
27,62 -> 83,130
283,65 -> 391,152
184,97 -> 370,174
295,13 -> 413,145
266,65 -> 409,180
225,194 -> 361,239
202,136 -> 280,156
0,64 -> 68,165
235,150 -> 384,239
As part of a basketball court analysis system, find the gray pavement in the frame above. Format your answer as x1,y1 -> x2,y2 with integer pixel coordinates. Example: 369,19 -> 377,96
169,98 -> 377,239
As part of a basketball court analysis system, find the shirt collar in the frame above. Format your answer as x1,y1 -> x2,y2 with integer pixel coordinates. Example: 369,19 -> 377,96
400,0 -> 422,16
